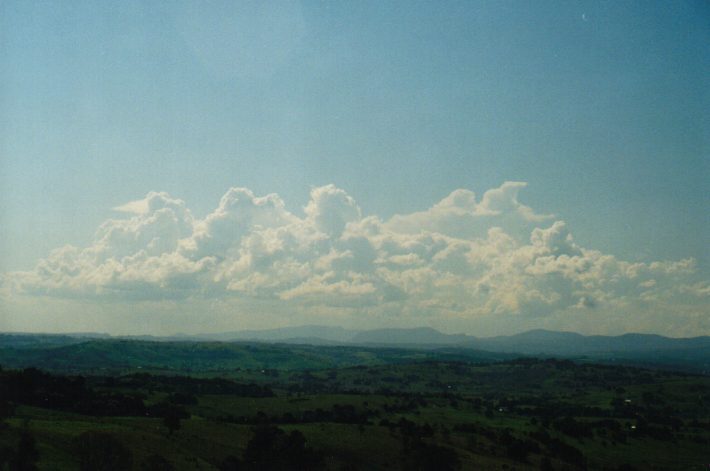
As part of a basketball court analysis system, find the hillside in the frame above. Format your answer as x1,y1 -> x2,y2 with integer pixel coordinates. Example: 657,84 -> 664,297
1,355 -> 709,470
2,328 -> 709,375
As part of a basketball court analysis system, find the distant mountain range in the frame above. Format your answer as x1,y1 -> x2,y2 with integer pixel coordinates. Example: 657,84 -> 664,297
470,329 -> 710,355
174,325 -> 710,354
179,326 -> 710,373
3,326 -> 709,373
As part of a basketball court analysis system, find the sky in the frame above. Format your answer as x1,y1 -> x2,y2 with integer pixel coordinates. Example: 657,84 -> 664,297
1,1 -> 708,337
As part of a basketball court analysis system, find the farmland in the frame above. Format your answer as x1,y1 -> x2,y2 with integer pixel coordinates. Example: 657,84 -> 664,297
1,338 -> 709,470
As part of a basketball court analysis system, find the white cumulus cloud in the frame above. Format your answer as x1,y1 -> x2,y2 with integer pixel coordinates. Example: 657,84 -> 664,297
3,182 -> 707,335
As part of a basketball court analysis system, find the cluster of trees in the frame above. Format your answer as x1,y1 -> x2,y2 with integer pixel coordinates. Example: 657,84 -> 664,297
379,417 -> 435,438
219,426 -> 324,471
146,400 -> 190,435
0,367 -> 280,428
451,422 -> 588,468
0,367 -> 145,417
104,373 -> 274,397
2,429 -> 263,471
379,416 -> 460,471
223,403 -> 376,425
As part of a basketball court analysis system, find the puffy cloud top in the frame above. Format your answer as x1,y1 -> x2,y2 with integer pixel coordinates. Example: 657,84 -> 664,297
4,182 -> 707,334
477,181 -> 548,221
305,184 -> 362,237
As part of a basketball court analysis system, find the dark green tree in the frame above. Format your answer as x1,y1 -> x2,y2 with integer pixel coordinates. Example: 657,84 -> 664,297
163,413 -> 181,436
242,426 -> 323,471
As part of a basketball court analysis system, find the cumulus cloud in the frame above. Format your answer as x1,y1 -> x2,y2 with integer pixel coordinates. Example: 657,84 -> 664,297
386,182 -> 552,240
3,181 -> 707,335
305,184 -> 362,237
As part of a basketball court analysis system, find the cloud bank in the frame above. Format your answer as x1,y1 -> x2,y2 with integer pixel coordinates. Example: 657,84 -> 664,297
3,182 -> 707,335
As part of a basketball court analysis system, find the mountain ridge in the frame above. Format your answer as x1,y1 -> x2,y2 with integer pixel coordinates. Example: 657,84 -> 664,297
2,327 -> 709,374
4,326 -> 710,353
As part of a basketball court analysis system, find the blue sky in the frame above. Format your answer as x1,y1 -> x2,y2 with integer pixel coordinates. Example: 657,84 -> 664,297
1,1 -> 708,335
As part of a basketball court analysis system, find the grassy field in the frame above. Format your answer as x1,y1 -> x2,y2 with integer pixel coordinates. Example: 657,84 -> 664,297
1,339 -> 709,470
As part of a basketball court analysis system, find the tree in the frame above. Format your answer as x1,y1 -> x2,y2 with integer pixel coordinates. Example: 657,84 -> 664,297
149,402 -> 188,436
242,426 -> 323,471
163,413 -> 182,436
